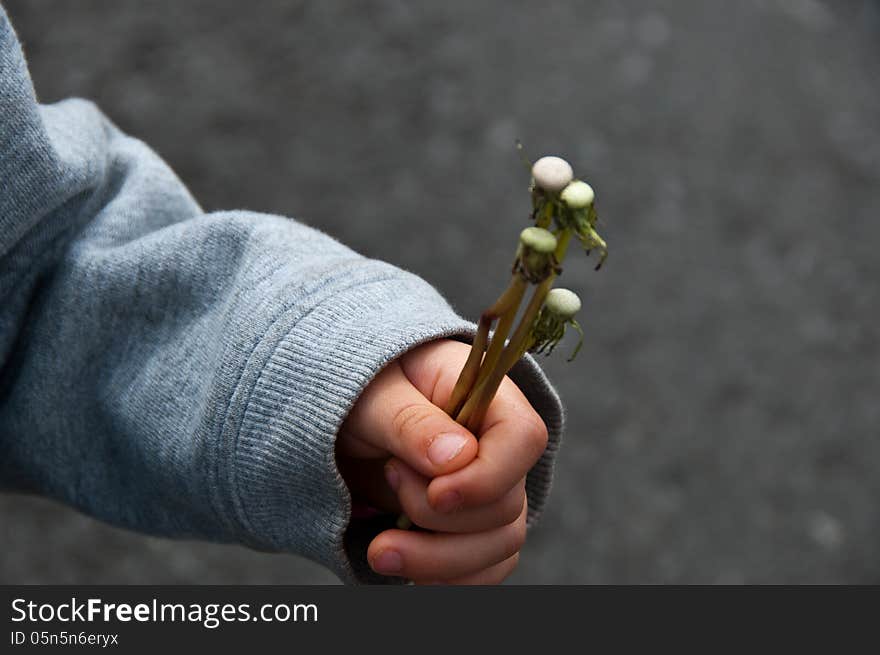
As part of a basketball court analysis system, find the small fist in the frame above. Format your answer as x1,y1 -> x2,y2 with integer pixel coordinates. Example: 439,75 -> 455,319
337,339 -> 549,584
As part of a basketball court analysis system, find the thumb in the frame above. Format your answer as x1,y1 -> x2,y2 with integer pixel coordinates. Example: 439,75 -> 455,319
338,360 -> 478,478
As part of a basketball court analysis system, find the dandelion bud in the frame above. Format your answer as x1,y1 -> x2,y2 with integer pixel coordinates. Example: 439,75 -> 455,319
530,288 -> 584,361
531,156 -> 574,192
544,288 -> 581,320
516,227 -> 558,283
519,226 -> 557,254
561,180 -> 595,209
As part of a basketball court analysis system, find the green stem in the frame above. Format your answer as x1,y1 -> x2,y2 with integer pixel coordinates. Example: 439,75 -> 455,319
457,280 -> 551,431
398,277 -> 525,533
457,229 -> 573,432
536,200 -> 554,229
443,318 -> 490,418
402,275 -> 529,532
444,275 -> 527,418
468,277 -> 528,398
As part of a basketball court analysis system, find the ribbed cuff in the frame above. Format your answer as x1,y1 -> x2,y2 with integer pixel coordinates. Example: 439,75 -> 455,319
224,264 -> 564,584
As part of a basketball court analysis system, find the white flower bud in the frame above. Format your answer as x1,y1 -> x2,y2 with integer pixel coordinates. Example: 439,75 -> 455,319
545,288 -> 581,320
519,226 -> 557,254
561,180 -> 595,209
531,156 -> 574,192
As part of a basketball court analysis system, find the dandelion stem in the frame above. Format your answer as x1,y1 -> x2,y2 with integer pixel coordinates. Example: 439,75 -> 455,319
457,229 -> 573,432
536,201 -> 554,229
444,275 -> 527,418
457,279 -> 550,431
468,278 -> 528,399
400,276 -> 526,533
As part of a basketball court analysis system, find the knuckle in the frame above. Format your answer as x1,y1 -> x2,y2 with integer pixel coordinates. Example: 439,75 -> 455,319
467,476 -> 500,506
399,497 -> 432,530
499,487 -> 527,525
391,403 -> 434,446
524,413 -> 549,458
393,478 -> 433,528
503,522 -> 527,558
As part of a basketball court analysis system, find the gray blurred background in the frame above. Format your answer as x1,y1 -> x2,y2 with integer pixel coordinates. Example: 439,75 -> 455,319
2,0 -> 879,584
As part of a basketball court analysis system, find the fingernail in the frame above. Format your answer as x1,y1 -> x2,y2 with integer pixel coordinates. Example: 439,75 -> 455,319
434,490 -> 462,513
427,433 -> 467,466
384,463 -> 400,493
372,549 -> 403,575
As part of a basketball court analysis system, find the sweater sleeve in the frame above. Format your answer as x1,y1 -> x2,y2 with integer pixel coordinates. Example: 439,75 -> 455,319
0,8 -> 564,584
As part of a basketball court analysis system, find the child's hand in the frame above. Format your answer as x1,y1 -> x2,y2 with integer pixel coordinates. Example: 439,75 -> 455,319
337,339 -> 549,584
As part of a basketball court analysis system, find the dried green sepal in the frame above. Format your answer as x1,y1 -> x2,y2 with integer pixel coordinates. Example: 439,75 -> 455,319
514,227 -> 560,283
529,288 -> 584,361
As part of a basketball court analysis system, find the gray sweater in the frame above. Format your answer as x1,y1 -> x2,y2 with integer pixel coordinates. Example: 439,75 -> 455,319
0,7 -> 563,584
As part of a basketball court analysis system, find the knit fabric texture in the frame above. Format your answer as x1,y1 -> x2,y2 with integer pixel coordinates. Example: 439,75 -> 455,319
0,7 -> 564,584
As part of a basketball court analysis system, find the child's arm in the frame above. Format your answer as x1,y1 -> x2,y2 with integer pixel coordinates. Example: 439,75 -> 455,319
0,8 -> 563,583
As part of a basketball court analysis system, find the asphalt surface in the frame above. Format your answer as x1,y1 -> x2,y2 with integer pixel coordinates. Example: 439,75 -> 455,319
2,0 -> 879,584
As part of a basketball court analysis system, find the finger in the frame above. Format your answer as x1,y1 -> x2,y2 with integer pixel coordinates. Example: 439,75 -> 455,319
336,456 -> 401,514
367,498 -> 528,580
338,361 -> 479,478
397,341 -> 549,511
427,375 -> 548,510
415,553 -> 520,586
399,339 -> 472,407
386,458 -> 525,533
